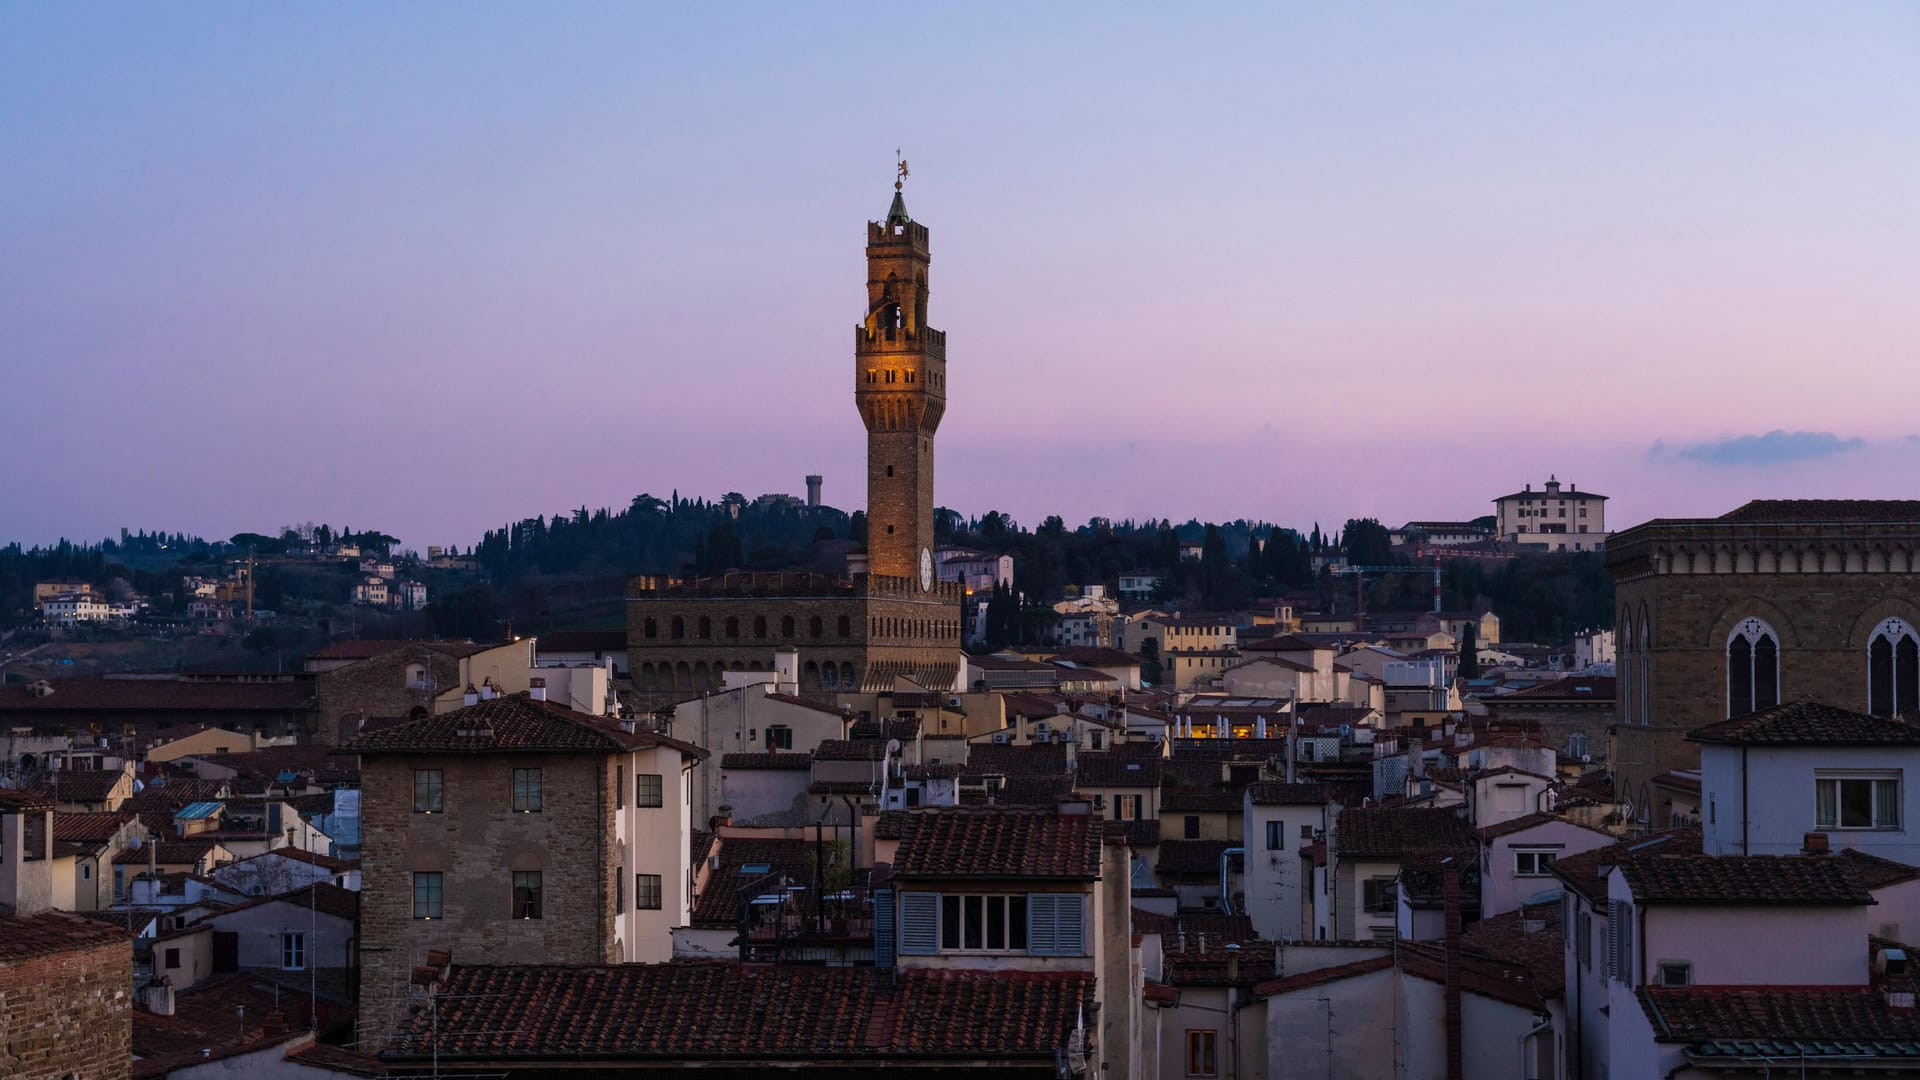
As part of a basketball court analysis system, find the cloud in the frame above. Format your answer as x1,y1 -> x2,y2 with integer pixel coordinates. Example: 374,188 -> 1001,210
1650,430 -> 1865,467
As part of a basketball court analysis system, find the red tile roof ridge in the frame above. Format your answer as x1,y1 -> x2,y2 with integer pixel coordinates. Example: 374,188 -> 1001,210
1254,955 -> 1395,998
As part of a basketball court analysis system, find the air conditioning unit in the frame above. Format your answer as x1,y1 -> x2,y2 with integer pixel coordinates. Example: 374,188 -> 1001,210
1055,732 -> 1073,744
948,697 -> 962,708
992,733 -> 1011,744
1034,724 -> 1050,739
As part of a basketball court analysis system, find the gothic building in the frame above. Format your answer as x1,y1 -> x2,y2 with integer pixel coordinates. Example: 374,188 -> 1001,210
626,186 -> 965,701
1607,499 -> 1920,796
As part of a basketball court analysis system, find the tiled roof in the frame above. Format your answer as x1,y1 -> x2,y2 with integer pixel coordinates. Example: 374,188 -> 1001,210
848,716 -> 923,741
905,762 -> 965,780
1496,676 -> 1616,702
720,752 -> 813,771
1156,839 -> 1233,878
1719,499 -> 1920,523
1688,700 -> 1920,747
1548,829 -> 1700,902
35,769 -> 127,803
386,963 -> 1093,1063
963,741 -> 1068,778
191,745 -> 337,778
210,882 -> 360,923
341,693 -> 706,758
306,638 -> 488,661
963,774 -> 1076,808
125,779 -> 231,809
1837,849 -> 1920,889
228,846 -> 358,872
0,910 -> 134,962
1073,750 -> 1161,788
814,739 -> 888,762
54,811 -> 135,843
1240,634 -> 1327,653
1334,805 -> 1477,861
1247,782 -> 1338,807
1049,647 -> 1141,667
1639,985 -> 1920,1044
1161,789 -> 1244,814
0,678 -> 314,712
1618,852 -> 1874,906
1479,811 -> 1611,842
882,809 -> 1102,880
0,787 -> 55,813
135,972 -> 352,1075
1458,903 -> 1565,998
691,829 -> 715,867
535,630 -> 627,653
690,837 -> 818,925
114,841 -> 219,865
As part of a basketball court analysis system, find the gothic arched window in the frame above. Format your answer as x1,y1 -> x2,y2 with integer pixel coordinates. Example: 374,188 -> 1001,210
809,616 -> 824,639
644,617 -> 658,640
1620,614 -> 1634,725
698,616 -> 712,640
1727,617 -> 1780,718
1638,612 -> 1651,726
1869,617 -> 1920,717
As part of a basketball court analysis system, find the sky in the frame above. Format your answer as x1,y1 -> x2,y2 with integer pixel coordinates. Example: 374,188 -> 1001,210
3,3 -> 1918,551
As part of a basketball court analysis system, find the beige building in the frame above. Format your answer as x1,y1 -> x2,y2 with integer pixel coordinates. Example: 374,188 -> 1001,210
1494,476 -> 1608,552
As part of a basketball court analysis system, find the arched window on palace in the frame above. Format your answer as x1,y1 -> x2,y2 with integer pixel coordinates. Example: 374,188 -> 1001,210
1638,613 -> 1651,726
644,617 -> 658,639
754,616 -> 768,640
837,615 -> 852,638
1869,617 -> 1920,718
671,617 -> 685,640
781,616 -> 795,638
698,616 -> 713,640
1620,616 -> 1634,725
1727,617 -> 1780,718
809,616 -> 824,639
725,616 -> 740,639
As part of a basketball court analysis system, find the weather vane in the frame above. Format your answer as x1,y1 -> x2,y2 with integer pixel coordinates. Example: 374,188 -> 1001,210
895,148 -> 909,191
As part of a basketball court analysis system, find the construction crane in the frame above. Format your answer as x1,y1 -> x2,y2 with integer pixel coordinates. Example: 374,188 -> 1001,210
1330,554 -> 1443,620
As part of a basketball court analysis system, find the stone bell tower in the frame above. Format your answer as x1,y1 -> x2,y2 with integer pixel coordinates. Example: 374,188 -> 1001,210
855,167 -> 946,589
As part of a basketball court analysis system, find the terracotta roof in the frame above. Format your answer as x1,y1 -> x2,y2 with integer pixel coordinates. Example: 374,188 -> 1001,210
848,716 -> 923,741
1247,782 -> 1338,807
1479,811 -> 1612,842
691,828 -> 715,867
720,752 -> 812,771
1074,750 -> 1161,788
115,840 -> 223,866
0,678 -> 314,712
341,693 -> 706,759
306,639 -> 488,661
1240,634 -> 1327,653
1334,805 -> 1477,861
963,742 -> 1068,778
1688,700 -> 1920,747
192,745 -> 336,778
0,910 -> 134,962
763,693 -> 849,717
1618,852 -> 1874,906
125,779 -> 230,811
1718,499 -> 1920,523
1496,676 -> 1616,702
905,762 -> 965,780
814,739 -> 887,762
34,769 -> 127,803
690,837 -> 818,925
386,963 -> 1093,1063
881,809 -> 1102,879
535,630 -> 627,653
1548,830 -> 1700,902
1256,955 -> 1397,998
54,811 -> 135,843
1049,647 -> 1141,667
0,787 -> 55,813
226,846 -> 358,873
1837,849 -> 1920,889
1639,984 -> 1920,1044
963,774 -> 1076,808
1156,839 -> 1234,878
1161,789 -> 1244,814
134,973 -> 352,1076
285,1043 -> 391,1077
210,882 -> 360,922
1458,903 -> 1565,998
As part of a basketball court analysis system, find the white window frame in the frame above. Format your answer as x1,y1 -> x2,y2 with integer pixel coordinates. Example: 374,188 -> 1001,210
1816,772 -> 1902,831
1513,848 -> 1558,877
282,932 -> 305,971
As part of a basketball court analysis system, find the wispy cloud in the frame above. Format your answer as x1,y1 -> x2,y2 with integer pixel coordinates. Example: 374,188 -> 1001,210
1650,430 -> 1865,466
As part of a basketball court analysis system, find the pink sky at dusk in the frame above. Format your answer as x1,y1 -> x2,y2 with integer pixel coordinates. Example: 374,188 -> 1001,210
3,4 -> 1917,550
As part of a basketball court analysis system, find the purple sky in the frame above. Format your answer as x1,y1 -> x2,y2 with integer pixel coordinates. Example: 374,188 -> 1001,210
4,5 -> 1918,551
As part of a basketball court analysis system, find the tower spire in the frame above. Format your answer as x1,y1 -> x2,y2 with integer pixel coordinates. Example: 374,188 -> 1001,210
887,149 -> 910,225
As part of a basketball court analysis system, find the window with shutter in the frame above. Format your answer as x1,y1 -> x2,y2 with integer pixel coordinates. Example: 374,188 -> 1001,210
1054,894 -> 1084,956
1027,893 -> 1084,957
899,892 -> 940,955
1618,903 -> 1634,986
1605,900 -> 1618,981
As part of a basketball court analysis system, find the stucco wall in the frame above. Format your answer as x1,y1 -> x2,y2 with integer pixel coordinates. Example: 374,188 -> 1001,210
1701,742 -> 1920,861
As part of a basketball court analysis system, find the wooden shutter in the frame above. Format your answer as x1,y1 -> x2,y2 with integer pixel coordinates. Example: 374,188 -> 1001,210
1028,893 -> 1085,957
899,891 -> 940,955
1605,899 -> 1618,981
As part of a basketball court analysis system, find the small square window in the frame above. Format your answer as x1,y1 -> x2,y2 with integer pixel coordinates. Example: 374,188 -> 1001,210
636,774 -> 664,808
1656,961 -> 1692,988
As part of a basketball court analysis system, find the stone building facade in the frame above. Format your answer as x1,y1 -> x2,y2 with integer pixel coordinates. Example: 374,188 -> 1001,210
1608,500 -> 1920,796
347,694 -> 704,1047
627,187 -> 963,704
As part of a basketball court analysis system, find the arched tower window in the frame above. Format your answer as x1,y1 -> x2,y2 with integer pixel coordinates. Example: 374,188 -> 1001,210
644,617 -> 658,640
837,615 -> 852,638
725,616 -> 740,639
671,617 -> 685,641
1638,612 -> 1651,726
809,616 -> 824,639
1868,617 -> 1920,717
781,616 -> 795,638
698,616 -> 712,640
1727,617 -> 1780,718
754,616 -> 768,640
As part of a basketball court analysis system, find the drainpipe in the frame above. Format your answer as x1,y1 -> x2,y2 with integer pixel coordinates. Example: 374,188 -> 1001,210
1443,865 -> 1463,1080
1740,746 -> 1749,855
1219,847 -> 1244,915
1518,1013 -> 1554,1080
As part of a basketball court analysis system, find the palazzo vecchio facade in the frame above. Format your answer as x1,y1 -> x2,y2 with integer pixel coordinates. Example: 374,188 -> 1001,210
626,187 -> 965,701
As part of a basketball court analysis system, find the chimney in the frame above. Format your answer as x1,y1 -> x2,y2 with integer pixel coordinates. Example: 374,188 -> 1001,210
714,806 -> 734,829
1226,942 -> 1241,984
528,677 -> 547,703
480,677 -> 498,701
139,976 -> 176,1017
619,718 -> 636,734
1444,865 -> 1464,1080
463,684 -> 479,707
1803,831 -> 1830,855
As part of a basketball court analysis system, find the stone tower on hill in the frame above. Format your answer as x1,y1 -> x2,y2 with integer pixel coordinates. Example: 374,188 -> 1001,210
625,184 -> 964,701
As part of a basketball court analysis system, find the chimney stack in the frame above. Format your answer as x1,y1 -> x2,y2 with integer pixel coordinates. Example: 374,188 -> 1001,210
463,684 -> 479,707
139,977 -> 176,1017
528,677 -> 547,703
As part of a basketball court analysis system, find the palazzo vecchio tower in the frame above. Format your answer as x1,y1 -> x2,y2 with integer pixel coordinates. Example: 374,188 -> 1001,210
626,176 -> 964,701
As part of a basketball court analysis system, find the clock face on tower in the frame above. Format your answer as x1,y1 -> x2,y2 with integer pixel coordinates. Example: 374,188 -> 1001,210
920,548 -> 933,592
